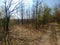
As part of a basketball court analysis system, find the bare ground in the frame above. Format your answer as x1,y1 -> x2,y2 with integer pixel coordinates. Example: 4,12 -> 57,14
9,24 -> 60,45
0,23 -> 60,45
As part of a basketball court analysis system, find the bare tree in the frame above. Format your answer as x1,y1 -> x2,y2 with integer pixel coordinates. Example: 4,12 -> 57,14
20,2 -> 24,24
32,0 -> 43,29
26,8 -> 31,20
2,0 -> 23,45
3,0 -> 23,31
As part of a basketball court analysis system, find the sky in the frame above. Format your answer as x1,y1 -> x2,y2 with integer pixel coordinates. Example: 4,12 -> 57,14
44,0 -> 60,8
0,0 -> 33,7
0,0 -> 60,9
0,0 -> 60,19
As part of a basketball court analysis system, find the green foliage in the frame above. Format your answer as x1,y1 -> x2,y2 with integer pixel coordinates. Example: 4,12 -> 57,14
54,7 -> 60,23
35,5 -> 51,26
42,6 -> 51,24
0,19 -> 3,27
32,5 -> 52,29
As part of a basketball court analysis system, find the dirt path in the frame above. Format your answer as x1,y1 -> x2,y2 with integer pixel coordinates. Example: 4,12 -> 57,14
9,25 -> 53,45
0,24 -> 59,45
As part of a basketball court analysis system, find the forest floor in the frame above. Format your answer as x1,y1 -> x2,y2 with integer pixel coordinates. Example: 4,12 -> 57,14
9,23 -> 60,45
0,23 -> 60,45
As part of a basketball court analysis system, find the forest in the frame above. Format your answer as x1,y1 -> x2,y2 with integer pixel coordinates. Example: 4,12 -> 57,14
0,0 -> 60,45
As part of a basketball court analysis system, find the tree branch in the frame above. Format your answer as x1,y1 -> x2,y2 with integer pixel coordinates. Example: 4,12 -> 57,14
9,0 -> 23,13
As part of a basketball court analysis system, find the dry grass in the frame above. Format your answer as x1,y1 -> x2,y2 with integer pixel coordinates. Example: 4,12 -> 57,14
0,23 -> 60,45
